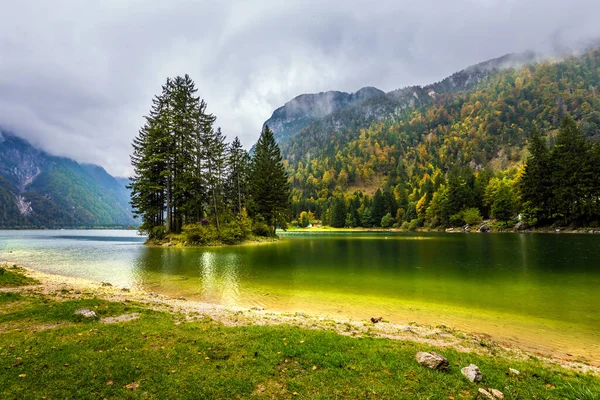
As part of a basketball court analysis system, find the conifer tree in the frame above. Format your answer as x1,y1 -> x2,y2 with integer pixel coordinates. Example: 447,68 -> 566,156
249,125 -> 290,235
520,127 -> 552,222
204,127 -> 228,232
551,116 -> 589,225
226,136 -> 250,216
130,75 -> 215,237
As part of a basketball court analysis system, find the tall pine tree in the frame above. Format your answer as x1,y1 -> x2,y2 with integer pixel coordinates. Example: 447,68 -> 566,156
249,126 -> 290,235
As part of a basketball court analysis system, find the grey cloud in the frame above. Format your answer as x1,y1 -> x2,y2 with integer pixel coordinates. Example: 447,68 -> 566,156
1,0 -> 600,176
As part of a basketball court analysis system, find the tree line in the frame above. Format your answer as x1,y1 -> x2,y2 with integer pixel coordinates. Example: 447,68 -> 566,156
129,75 -> 290,243
293,116 -> 600,230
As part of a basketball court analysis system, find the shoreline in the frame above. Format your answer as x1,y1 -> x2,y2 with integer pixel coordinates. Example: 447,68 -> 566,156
3,264 -> 598,376
283,226 -> 600,235
145,236 -> 281,248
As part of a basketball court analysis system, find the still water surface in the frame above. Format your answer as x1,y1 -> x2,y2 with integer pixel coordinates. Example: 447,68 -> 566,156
1,230 -> 599,363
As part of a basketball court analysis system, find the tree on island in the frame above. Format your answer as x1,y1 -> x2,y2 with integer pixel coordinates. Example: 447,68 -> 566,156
249,125 -> 291,236
129,76 -> 290,243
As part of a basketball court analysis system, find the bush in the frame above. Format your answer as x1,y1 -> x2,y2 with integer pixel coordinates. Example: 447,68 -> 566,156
408,219 -> 421,231
150,225 -> 166,241
381,213 -> 394,228
462,208 -> 483,225
220,221 -> 244,244
252,214 -> 272,237
449,212 -> 465,227
299,211 -> 310,228
182,223 -> 218,245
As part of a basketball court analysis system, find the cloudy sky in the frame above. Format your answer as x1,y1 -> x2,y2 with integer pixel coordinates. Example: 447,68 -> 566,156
1,0 -> 600,176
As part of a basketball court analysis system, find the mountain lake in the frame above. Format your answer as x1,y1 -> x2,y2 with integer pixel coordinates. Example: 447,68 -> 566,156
1,229 -> 598,365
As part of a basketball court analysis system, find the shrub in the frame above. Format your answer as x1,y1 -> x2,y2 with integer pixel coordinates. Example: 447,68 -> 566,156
220,221 -> 244,244
449,212 -> 465,227
462,208 -> 483,225
408,219 -> 421,231
182,223 -> 218,245
299,211 -> 310,228
252,214 -> 272,237
150,225 -> 166,241
381,213 -> 394,228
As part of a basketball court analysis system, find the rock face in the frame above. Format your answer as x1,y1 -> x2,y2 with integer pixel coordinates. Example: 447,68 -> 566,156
263,87 -> 386,146
479,224 -> 491,233
461,364 -> 482,382
415,352 -> 449,370
75,308 -> 98,319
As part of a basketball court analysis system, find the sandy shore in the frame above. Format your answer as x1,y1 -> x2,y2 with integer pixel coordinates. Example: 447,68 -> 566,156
2,264 -> 598,376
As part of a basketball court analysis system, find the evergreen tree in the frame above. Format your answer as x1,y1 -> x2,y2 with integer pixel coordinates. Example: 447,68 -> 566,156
129,75 -> 215,237
551,116 -> 589,225
331,196 -> 346,228
249,125 -> 290,235
226,136 -> 250,216
520,127 -> 553,223
371,189 -> 386,227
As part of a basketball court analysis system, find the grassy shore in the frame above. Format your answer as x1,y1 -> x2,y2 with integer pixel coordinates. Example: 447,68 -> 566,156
147,234 -> 280,248
1,266 -> 599,399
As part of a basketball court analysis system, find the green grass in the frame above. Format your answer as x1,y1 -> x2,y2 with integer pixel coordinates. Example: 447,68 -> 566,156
1,294 -> 598,399
0,266 -> 38,287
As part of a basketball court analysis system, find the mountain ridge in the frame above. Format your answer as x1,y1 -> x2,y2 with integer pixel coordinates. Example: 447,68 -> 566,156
0,131 -> 136,228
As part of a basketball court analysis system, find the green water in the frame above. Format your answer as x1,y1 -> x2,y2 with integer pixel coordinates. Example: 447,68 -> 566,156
1,230 -> 599,363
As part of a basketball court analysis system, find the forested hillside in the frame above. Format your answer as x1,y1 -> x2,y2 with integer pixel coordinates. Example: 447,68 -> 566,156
278,49 -> 600,229
0,132 -> 135,228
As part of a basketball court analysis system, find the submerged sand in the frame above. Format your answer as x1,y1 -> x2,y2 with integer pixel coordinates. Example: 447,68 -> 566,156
2,265 -> 598,376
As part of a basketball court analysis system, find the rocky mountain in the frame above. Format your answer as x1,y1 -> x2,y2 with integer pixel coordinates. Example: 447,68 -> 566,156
263,87 -> 385,145
264,52 -> 539,157
268,48 -> 600,223
0,132 -> 135,228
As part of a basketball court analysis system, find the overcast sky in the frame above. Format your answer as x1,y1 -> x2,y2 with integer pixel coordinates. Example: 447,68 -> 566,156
1,0 -> 600,176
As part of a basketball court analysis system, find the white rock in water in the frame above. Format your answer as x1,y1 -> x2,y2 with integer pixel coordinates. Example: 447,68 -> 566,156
75,308 -> 98,319
461,364 -> 482,382
415,352 -> 449,370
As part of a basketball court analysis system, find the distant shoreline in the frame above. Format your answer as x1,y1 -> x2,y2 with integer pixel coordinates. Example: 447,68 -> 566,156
282,226 -> 600,235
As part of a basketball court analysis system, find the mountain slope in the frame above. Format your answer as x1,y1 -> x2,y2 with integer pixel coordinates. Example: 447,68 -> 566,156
0,132 -> 135,228
264,87 -> 385,145
272,49 -> 600,225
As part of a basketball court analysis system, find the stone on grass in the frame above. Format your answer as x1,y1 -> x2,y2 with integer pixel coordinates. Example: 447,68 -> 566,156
461,364 -> 482,382
490,388 -> 504,398
508,368 -> 520,375
478,388 -> 494,399
75,308 -> 98,319
415,352 -> 449,370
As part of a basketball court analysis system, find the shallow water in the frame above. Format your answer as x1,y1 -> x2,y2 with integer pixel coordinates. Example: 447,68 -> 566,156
1,229 -> 599,363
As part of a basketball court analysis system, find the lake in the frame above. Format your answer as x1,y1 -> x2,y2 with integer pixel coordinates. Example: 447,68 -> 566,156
1,229 -> 599,364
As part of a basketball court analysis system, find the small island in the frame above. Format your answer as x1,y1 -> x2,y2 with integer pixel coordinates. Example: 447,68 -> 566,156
129,76 -> 290,246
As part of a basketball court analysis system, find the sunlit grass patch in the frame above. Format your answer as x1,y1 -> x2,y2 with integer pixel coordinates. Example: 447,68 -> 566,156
0,265 -> 38,287
1,293 -> 598,399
